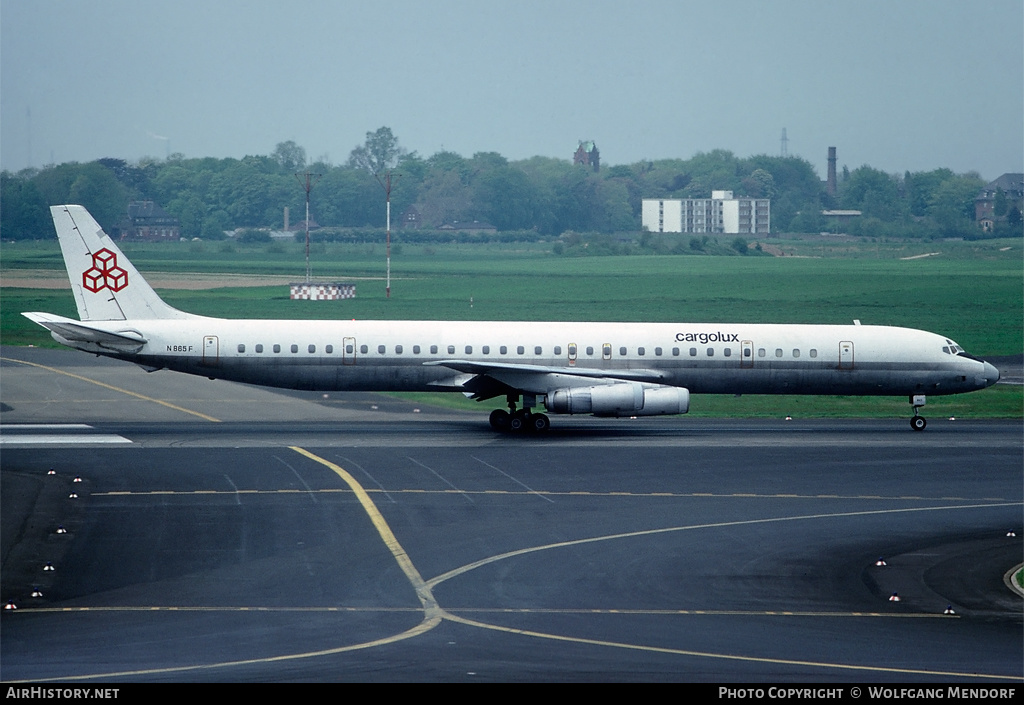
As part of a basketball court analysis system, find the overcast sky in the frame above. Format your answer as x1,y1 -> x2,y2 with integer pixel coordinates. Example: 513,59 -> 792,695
2,0 -> 1021,180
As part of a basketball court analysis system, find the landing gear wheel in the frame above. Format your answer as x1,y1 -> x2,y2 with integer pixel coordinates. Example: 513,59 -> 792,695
489,409 -> 510,432
529,413 -> 550,433
910,415 -> 927,431
509,410 -> 528,432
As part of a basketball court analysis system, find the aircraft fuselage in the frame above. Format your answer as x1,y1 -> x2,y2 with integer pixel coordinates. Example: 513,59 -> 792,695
54,317 -> 996,398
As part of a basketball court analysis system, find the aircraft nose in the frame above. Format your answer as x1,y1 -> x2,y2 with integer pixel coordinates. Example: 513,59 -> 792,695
981,361 -> 1000,388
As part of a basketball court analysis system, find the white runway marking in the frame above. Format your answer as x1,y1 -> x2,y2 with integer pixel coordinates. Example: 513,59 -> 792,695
0,424 -> 132,445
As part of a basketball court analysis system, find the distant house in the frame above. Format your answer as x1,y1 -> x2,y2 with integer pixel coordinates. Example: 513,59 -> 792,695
400,205 -> 422,230
573,140 -> 600,172
821,209 -> 862,226
975,173 -> 1023,231
290,219 -> 320,232
118,201 -> 180,241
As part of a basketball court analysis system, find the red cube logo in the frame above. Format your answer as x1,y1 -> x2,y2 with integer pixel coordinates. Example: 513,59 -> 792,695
81,249 -> 128,292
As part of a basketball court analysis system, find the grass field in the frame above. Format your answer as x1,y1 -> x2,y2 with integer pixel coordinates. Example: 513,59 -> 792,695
3,236 -> 1021,418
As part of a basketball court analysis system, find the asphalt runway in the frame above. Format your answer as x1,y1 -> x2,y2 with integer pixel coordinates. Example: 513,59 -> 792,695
1,347 -> 1021,683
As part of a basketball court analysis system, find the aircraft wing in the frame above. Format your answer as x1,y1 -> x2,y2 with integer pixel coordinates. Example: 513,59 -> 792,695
22,312 -> 148,353
424,359 -> 668,400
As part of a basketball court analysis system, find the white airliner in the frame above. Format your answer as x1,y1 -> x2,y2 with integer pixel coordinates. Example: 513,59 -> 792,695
24,205 -> 999,432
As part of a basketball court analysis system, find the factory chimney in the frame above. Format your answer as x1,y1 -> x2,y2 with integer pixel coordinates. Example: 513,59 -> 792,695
827,147 -> 837,197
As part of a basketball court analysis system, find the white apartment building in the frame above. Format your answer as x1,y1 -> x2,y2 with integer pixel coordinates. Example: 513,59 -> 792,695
642,191 -> 770,234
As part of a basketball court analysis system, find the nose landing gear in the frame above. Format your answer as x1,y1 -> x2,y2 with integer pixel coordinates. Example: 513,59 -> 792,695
909,394 -> 927,431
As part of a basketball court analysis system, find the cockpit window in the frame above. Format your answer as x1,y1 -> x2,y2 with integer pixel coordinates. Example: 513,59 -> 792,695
944,339 -> 964,355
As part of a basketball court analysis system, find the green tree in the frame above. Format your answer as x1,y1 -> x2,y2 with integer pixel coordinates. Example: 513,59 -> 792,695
905,168 -> 955,217
928,174 -> 984,236
271,141 -> 307,172
416,169 -> 474,227
0,172 -> 50,239
840,166 -> 904,220
474,166 -> 538,230
315,167 -> 379,227
347,126 -> 406,173
166,194 -> 206,239
66,162 -> 130,229
742,168 -> 776,198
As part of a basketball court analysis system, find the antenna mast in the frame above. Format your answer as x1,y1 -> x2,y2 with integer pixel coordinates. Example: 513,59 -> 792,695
375,170 -> 400,298
295,171 -> 322,284
780,128 -> 789,157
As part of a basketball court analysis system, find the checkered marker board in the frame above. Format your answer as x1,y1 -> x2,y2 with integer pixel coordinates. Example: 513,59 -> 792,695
289,283 -> 356,300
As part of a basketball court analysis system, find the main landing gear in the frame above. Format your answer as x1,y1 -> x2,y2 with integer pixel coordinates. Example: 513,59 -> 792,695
489,394 -> 550,433
909,394 -> 927,431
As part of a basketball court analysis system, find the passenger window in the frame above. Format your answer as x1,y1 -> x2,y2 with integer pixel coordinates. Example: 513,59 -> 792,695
378,345 -> 386,354
810,349 -> 817,358
360,345 -> 368,354
534,346 -> 542,355
775,349 -> 783,358
238,344 -> 245,353
554,346 -> 561,355
273,344 -> 281,353
291,344 -> 299,353
347,344 -> 355,354
430,345 -> 438,354
256,344 -> 263,353
482,345 -> 490,354
689,348 -> 697,356
465,346 -> 472,355
723,348 -> 731,357
517,346 -> 525,355
308,344 -> 316,353
707,348 -> 714,357
587,346 -> 595,356
447,345 -> 455,354
638,347 -> 645,356
413,345 -> 421,354
500,345 -> 508,355
672,347 -> 679,356
655,347 -> 662,356
326,345 -> 333,354
758,348 -> 766,357
395,345 -> 403,354
793,349 -> 800,358
619,346 -> 627,356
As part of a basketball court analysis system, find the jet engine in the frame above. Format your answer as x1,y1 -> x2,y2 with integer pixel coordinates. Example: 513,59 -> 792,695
546,383 -> 689,417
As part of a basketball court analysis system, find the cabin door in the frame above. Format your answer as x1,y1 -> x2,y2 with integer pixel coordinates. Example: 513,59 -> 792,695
741,340 -> 754,368
202,335 -> 219,366
839,341 -> 854,370
343,337 -> 356,365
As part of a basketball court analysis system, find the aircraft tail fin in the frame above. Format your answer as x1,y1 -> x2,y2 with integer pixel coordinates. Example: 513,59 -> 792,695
50,205 -> 191,321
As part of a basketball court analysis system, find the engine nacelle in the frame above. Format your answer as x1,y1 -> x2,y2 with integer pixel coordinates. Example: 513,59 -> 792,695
546,383 -> 689,417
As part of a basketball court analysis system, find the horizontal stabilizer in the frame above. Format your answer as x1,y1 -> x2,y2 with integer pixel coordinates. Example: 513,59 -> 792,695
22,312 -> 147,353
